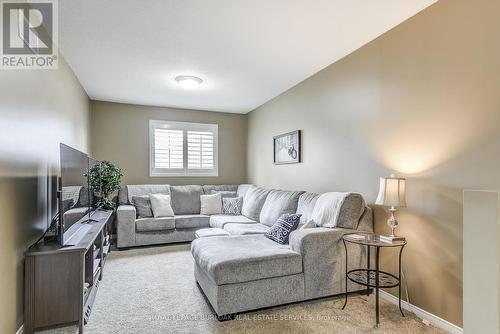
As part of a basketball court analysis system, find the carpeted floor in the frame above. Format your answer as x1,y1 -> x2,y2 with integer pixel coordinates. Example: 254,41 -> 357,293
40,243 -> 445,334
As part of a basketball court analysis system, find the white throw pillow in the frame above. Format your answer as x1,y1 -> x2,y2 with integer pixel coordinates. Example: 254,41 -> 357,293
200,193 -> 222,215
149,194 -> 174,217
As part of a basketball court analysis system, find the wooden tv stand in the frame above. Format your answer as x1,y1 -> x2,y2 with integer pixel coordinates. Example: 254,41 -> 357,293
24,210 -> 113,334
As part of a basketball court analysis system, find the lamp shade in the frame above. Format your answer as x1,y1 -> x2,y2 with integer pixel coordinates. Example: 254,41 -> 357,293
375,176 -> 406,207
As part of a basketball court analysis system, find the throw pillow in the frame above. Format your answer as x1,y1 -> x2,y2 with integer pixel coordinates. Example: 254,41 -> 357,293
132,195 -> 153,218
265,213 -> 302,244
200,193 -> 222,215
62,199 -> 74,212
210,190 -> 238,198
222,196 -> 243,215
149,194 -> 174,217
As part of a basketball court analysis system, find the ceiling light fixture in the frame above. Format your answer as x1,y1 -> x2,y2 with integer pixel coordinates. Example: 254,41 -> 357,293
175,75 -> 203,90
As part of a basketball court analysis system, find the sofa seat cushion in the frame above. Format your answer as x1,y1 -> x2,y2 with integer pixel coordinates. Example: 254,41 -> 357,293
259,190 -> 304,226
170,185 -> 203,215
174,214 -> 210,229
195,228 -> 230,238
209,215 -> 257,229
191,235 -> 303,285
223,223 -> 270,235
136,217 -> 175,232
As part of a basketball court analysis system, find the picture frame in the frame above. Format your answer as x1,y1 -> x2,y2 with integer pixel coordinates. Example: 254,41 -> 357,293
273,130 -> 301,165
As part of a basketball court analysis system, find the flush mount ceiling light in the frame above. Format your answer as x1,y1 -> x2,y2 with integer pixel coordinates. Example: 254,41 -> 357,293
175,75 -> 203,90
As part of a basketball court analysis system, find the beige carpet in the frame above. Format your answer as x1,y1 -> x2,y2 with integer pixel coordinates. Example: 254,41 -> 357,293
40,243 -> 445,334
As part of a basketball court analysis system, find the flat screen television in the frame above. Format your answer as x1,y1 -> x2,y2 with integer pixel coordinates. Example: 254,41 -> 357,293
59,143 -> 94,245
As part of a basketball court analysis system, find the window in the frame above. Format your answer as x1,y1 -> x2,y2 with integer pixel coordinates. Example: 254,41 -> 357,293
150,120 -> 218,176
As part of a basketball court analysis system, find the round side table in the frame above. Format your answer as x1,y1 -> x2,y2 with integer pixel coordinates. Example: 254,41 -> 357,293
341,232 -> 406,328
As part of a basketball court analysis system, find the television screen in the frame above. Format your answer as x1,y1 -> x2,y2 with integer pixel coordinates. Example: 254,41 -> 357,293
60,143 -> 90,233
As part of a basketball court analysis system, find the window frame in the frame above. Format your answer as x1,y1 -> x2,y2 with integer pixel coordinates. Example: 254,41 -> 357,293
149,120 -> 219,177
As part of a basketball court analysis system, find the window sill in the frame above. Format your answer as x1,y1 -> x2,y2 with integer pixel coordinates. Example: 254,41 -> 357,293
149,173 -> 219,177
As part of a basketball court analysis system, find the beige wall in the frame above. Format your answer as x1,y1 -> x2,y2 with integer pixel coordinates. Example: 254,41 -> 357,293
463,190 -> 499,333
0,58 -> 90,333
90,101 -> 247,186
247,0 -> 500,327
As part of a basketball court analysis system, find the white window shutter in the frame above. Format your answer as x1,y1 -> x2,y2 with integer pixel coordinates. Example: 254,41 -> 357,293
153,129 -> 184,169
187,131 -> 214,170
149,120 -> 218,176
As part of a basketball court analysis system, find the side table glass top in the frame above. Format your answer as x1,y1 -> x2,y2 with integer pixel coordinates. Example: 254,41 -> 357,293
343,232 -> 407,247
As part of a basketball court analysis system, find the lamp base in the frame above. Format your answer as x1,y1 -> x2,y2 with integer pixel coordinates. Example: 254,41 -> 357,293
380,235 -> 406,242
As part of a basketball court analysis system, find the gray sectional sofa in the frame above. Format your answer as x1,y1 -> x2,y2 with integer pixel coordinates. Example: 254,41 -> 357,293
116,183 -> 373,317
116,184 -> 240,248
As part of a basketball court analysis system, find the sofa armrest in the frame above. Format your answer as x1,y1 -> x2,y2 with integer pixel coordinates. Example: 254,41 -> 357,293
117,205 -> 136,248
289,227 -> 364,299
289,227 -> 348,254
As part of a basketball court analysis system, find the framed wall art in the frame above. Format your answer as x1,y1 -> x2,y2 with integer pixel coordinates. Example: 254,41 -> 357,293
273,130 -> 301,165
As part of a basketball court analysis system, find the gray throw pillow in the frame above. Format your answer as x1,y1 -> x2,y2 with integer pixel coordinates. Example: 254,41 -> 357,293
211,190 -> 237,198
76,187 -> 90,207
222,197 -> 243,215
62,199 -> 74,212
132,195 -> 153,218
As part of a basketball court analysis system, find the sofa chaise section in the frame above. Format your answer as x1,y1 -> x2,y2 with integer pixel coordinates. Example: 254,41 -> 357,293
192,235 -> 305,315
191,190 -> 374,316
192,226 -> 369,316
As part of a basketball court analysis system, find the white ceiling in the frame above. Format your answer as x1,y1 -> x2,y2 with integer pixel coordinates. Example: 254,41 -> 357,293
58,0 -> 437,113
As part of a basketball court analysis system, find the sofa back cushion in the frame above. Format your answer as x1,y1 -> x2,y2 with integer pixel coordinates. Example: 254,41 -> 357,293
170,185 -> 203,215
237,184 -> 254,201
210,190 -> 237,198
121,184 -> 170,205
259,190 -> 304,226
202,185 -> 238,194
296,192 -> 320,224
241,186 -> 270,221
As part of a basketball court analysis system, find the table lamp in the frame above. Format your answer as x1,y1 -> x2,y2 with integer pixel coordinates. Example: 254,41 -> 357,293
375,174 -> 406,241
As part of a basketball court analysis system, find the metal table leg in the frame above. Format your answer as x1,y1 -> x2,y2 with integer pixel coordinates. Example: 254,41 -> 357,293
375,246 -> 380,328
342,239 -> 348,310
366,245 -> 371,296
399,244 -> 406,317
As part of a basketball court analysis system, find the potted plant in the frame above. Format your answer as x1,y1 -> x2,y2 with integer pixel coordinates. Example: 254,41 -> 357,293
88,161 -> 123,210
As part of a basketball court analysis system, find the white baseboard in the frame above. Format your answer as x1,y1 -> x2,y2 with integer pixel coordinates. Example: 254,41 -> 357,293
379,290 -> 462,334
16,324 -> 24,334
